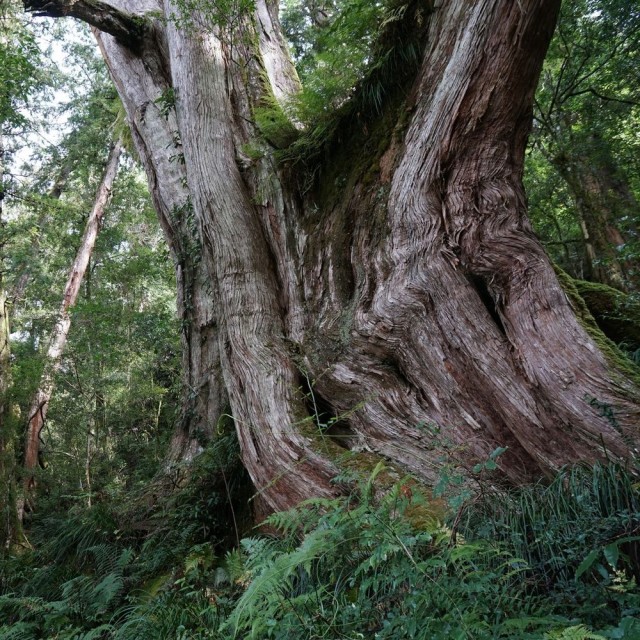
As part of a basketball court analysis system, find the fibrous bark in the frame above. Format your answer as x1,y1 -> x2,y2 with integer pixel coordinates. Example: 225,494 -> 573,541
23,0 -> 640,515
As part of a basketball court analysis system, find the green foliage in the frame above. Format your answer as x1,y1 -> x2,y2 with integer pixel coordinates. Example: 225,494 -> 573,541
544,626 -> 606,640
2,464 -> 639,638
253,98 -> 299,149
168,0 -> 256,34
282,0 -> 387,111
0,505 -> 130,637
2,26 -> 181,502
458,463 -> 640,633
260,0 -> 428,171
8,151 -> 182,500
0,8 -> 41,128
154,87 -> 177,120
525,0 -> 640,285
0,432 -> 247,639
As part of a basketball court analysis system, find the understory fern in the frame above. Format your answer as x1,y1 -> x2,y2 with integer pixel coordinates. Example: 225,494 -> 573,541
1,462 -> 639,639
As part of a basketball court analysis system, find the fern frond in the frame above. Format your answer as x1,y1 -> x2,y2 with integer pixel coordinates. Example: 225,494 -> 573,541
544,624 -> 607,640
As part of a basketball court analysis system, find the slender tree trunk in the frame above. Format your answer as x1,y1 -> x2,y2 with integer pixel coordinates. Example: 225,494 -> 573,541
1,131 -> 26,549
1,133 -> 17,548
17,139 -> 122,521
23,0 -> 640,515
84,428 -> 92,508
1,132 -> 24,549
0,132 -> 8,443
0,284 -> 14,548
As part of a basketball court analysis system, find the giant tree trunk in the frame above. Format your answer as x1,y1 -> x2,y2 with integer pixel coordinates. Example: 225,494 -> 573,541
23,0 -> 640,514
18,139 -> 122,520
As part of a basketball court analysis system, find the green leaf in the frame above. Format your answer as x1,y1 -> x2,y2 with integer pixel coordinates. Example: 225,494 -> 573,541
575,549 -> 599,579
603,543 -> 619,569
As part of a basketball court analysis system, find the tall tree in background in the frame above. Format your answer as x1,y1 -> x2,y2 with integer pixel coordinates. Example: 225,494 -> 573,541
0,125 -> 13,548
17,137 -> 122,522
2,20 -> 181,519
1,1 -> 42,549
21,0 -> 640,514
528,0 -> 640,289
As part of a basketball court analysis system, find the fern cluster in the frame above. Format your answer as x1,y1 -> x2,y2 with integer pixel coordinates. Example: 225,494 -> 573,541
458,462 -> 640,633
1,461 -> 639,639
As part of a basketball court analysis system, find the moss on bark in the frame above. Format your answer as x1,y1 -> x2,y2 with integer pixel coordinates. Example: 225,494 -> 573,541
554,267 -> 640,386
573,279 -> 640,352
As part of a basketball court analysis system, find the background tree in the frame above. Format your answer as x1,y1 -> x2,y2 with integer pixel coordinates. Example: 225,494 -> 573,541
526,0 -> 640,290
1,0 -> 45,550
18,136 -> 123,523
19,0 -> 640,515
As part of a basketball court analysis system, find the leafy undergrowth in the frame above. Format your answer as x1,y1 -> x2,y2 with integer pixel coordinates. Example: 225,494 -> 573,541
1,458 -> 639,639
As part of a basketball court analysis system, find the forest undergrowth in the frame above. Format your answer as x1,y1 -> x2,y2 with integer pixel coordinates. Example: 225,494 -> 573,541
1,436 -> 639,640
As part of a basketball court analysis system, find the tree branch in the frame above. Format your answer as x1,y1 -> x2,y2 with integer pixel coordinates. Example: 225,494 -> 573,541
23,0 -> 146,52
567,87 -> 640,108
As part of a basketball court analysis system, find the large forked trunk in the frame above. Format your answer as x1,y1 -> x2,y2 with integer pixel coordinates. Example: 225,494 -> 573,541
23,0 -> 640,514
18,139 -> 122,521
